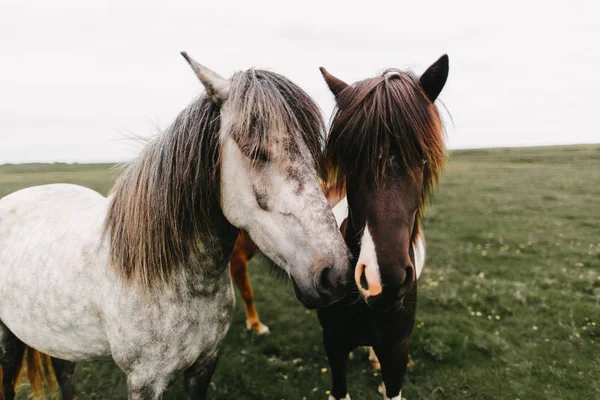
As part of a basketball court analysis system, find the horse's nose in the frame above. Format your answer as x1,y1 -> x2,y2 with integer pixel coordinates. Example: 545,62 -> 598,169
316,265 -> 345,299
318,265 -> 334,292
360,262 -> 416,310
355,262 -> 383,298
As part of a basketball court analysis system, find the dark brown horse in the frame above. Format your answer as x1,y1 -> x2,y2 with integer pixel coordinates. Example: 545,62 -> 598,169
317,55 -> 449,400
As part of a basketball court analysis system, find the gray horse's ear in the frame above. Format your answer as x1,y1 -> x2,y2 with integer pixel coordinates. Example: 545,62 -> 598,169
180,51 -> 229,103
319,67 -> 350,98
419,54 -> 449,103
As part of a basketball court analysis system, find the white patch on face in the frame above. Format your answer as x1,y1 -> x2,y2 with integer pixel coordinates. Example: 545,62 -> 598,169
413,230 -> 426,280
332,196 -> 348,228
355,222 -> 383,297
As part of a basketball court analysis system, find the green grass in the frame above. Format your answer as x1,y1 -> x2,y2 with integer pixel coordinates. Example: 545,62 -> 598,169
2,144 -> 599,399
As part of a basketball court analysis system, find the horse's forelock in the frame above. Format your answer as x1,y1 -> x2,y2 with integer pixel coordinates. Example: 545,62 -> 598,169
228,69 -> 326,177
324,69 -> 447,244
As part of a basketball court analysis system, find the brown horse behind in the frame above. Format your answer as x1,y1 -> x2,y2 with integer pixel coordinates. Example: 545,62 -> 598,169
0,345 -> 58,400
229,232 -> 269,334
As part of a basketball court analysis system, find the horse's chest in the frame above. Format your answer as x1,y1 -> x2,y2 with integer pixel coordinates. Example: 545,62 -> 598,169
318,300 -> 415,348
107,275 -> 236,372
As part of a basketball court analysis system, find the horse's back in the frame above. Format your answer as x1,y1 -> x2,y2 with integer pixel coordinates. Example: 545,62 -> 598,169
0,183 -> 112,360
1,182 -> 105,206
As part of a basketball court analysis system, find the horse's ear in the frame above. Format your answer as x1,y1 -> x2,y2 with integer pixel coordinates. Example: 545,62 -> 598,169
180,51 -> 229,103
319,67 -> 350,98
419,54 -> 449,102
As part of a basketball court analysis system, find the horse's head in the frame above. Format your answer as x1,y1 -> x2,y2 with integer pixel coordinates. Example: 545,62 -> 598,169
181,53 -> 350,309
320,55 -> 449,310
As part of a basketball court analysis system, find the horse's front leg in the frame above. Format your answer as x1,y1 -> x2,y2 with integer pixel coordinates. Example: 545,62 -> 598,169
183,355 -> 219,400
126,379 -> 165,400
323,332 -> 351,400
229,254 -> 269,335
51,357 -> 77,400
374,338 -> 410,400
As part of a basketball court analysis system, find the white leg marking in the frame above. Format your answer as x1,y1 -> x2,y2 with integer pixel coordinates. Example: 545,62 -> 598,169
329,395 -> 351,400
379,383 -> 403,400
355,222 -> 382,297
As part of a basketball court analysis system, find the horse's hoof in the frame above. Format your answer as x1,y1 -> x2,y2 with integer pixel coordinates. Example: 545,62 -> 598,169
329,395 -> 351,400
368,347 -> 381,370
377,384 -> 405,400
247,321 -> 270,335
255,323 -> 270,335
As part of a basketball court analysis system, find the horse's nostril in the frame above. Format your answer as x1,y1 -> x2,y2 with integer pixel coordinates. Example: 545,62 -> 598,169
359,267 -> 369,291
404,266 -> 414,285
398,266 -> 414,298
319,266 -> 334,292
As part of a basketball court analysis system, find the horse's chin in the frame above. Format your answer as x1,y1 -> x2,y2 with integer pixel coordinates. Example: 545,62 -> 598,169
364,294 -> 403,312
290,278 -> 316,309
290,277 -> 337,309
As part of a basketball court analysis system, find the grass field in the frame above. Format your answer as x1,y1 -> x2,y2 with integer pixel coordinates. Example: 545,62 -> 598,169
2,144 -> 599,399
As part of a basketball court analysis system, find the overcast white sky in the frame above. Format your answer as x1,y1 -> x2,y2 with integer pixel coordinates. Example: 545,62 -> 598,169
1,0 -> 598,163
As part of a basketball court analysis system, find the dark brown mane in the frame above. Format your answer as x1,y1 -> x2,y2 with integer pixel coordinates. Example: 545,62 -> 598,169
105,69 -> 325,290
324,69 -> 446,242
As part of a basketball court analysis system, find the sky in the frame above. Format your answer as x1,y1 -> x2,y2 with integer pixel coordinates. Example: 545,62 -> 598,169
1,0 -> 599,163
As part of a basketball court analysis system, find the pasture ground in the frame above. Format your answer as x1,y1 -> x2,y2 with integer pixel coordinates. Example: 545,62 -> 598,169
1,144 -> 599,399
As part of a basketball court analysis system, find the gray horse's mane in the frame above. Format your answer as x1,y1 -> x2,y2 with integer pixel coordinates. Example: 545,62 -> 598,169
105,69 -> 325,290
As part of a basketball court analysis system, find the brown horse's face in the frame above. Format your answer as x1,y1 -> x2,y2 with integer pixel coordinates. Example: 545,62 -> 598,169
346,168 -> 423,310
320,54 -> 449,311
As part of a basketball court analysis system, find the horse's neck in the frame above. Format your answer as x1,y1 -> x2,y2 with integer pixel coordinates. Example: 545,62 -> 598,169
197,207 -> 240,270
171,206 -> 239,294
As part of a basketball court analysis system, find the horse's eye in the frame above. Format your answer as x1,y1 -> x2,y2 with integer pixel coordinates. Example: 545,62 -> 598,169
253,149 -> 270,163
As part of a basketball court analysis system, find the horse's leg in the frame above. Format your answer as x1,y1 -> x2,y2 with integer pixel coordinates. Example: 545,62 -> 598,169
51,357 -> 77,400
229,251 -> 269,335
126,378 -> 164,400
0,322 -> 25,400
368,346 -> 381,370
323,333 -> 351,400
183,355 -> 219,400
373,339 -> 410,400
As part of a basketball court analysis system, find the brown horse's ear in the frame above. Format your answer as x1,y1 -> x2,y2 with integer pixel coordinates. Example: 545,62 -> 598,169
319,67 -> 350,97
419,54 -> 449,102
